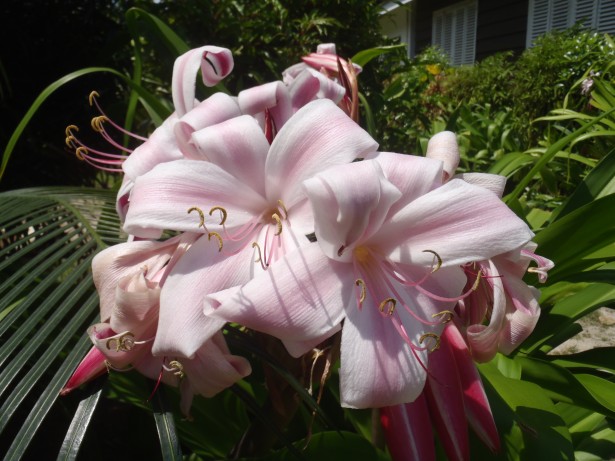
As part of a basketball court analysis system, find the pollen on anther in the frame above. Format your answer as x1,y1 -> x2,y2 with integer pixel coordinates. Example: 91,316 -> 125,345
355,279 -> 366,304
168,360 -> 185,380
432,310 -> 454,324
209,206 -> 227,225
419,332 -> 441,352
272,213 -> 283,236
88,90 -> 100,106
187,206 -> 206,228
208,232 -> 224,252
471,269 -> 483,291
75,146 -> 89,161
379,297 -> 396,316
422,249 -> 442,273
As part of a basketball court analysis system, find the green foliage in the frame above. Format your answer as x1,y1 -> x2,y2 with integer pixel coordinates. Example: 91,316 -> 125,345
2,5 -> 615,461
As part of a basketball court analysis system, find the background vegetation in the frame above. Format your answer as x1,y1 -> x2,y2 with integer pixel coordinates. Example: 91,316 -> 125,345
1,1 -> 614,460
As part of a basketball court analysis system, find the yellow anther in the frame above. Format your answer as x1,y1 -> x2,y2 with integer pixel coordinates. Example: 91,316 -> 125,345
277,199 -> 289,220
168,360 -> 185,379
75,146 -> 89,161
209,206 -> 227,225
379,297 -> 396,316
471,269 -> 483,291
432,310 -> 454,324
65,135 -> 77,149
65,125 -> 79,136
272,213 -> 283,236
419,333 -> 441,352
89,90 -> 100,106
355,279 -> 366,304
422,249 -> 442,273
91,115 -> 108,133
104,360 -> 134,372
105,332 -> 136,352
208,232 -> 224,252
252,242 -> 262,262
187,206 -> 205,228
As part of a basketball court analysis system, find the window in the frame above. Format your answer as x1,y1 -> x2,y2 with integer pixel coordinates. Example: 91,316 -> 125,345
432,0 -> 478,66
527,0 -> 615,46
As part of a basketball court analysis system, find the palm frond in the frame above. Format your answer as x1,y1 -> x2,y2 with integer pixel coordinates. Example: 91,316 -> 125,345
0,187 -> 123,459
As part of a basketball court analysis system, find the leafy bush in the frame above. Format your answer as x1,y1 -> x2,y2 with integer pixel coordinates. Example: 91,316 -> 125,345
443,25 -> 615,144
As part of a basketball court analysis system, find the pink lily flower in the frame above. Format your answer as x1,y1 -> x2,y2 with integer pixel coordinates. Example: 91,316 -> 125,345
283,43 -> 361,121
426,131 -> 553,361
204,153 -> 535,408
61,235 -> 251,415
381,324 -> 500,461
455,243 -> 554,362
121,99 -> 378,360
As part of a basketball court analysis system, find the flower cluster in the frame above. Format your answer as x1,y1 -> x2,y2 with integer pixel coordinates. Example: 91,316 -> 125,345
63,44 -> 552,458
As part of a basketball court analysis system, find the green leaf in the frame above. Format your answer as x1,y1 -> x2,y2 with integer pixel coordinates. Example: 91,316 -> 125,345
1,68 -> 170,182
0,187 -> 122,458
57,376 -> 106,460
551,146 -> 615,221
151,386 -> 183,460
551,347 -> 615,374
479,361 -> 574,460
125,7 -> 190,57
351,45 -> 406,68
533,195 -> 615,282
504,107 -> 615,204
518,358 -> 615,417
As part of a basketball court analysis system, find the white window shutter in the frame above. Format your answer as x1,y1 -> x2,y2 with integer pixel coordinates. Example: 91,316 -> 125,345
597,0 -> 615,35
529,0 -> 615,47
432,0 -> 477,65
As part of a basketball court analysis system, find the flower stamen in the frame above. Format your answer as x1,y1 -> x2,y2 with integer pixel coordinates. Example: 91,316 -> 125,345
252,242 -> 269,270
432,310 -> 454,324
422,249 -> 442,273
187,206 -> 206,228
355,279 -> 366,305
277,200 -> 289,220
419,332 -> 441,352
167,360 -> 185,380
209,206 -> 227,225
379,297 -> 396,316
272,212 -> 283,236
208,232 -> 224,252
105,332 -> 136,352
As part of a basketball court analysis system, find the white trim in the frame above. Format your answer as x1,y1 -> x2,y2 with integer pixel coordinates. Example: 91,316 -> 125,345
380,0 -> 413,15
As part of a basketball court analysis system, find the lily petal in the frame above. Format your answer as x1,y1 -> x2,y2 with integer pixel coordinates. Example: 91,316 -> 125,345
238,81 -> 293,130
172,46 -> 234,116
424,326 -> 470,461
454,172 -> 507,197
425,131 -> 459,181
367,151 -> 443,212
339,289 -> 428,408
381,179 -> 534,267
124,159 -> 269,237
303,159 -> 401,262
122,114 -> 182,181
174,92 -> 242,160
190,115 -> 269,196
381,397 -> 436,461
92,235 -> 189,322
153,234 -> 254,358
445,325 -> 500,453
265,99 -> 378,208
60,347 -> 107,395
204,244 -> 351,357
